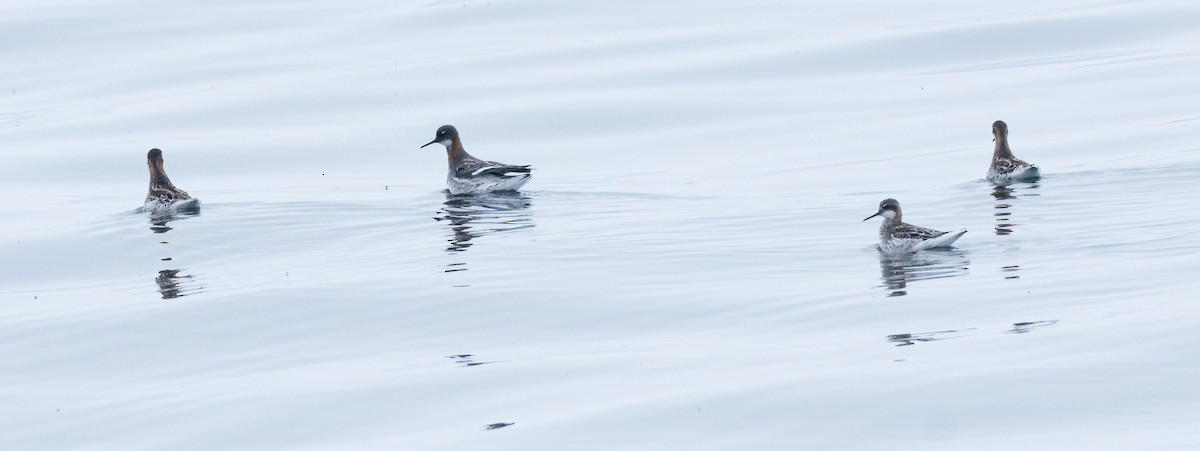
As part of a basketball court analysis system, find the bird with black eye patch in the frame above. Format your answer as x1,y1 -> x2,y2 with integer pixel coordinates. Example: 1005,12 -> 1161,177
420,125 -> 532,195
864,198 -> 966,253
987,120 -> 1040,184
143,148 -> 199,216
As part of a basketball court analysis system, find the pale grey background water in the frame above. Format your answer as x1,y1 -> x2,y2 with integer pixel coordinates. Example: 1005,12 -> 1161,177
2,0 -> 1200,449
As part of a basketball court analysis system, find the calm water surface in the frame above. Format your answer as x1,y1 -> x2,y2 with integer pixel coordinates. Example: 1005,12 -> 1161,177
2,1 -> 1200,449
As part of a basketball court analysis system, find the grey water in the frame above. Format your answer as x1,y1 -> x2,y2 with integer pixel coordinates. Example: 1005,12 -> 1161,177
3,0 -> 1200,449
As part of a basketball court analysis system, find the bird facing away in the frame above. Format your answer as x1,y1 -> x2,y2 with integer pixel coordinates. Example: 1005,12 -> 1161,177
987,120 -> 1040,184
863,198 -> 966,253
421,125 -> 532,195
143,148 -> 199,216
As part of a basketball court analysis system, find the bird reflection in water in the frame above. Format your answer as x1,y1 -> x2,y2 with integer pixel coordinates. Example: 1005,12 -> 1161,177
1007,320 -> 1058,334
147,214 -> 202,299
155,269 -> 198,299
878,250 -> 970,297
991,182 -> 1038,236
991,182 -> 1039,282
148,208 -> 199,234
887,328 -> 975,346
149,220 -> 173,234
434,192 -> 533,253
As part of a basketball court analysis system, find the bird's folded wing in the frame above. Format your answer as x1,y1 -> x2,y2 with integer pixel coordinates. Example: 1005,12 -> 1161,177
470,163 -> 532,177
894,224 -> 947,240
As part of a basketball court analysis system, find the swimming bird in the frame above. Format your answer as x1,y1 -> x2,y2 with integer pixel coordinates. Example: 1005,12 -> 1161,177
421,125 -> 532,195
987,120 -> 1040,184
863,198 -> 966,253
143,148 -> 199,216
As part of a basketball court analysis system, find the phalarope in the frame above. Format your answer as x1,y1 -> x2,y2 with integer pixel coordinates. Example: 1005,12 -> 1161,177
863,198 -> 966,253
987,120 -> 1040,184
143,148 -> 199,216
421,125 -> 532,195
